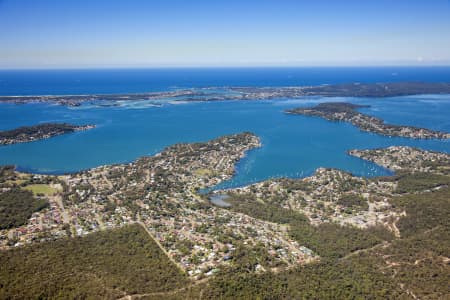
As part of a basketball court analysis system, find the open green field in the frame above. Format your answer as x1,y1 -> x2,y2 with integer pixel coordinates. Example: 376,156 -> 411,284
23,184 -> 58,196
194,168 -> 213,176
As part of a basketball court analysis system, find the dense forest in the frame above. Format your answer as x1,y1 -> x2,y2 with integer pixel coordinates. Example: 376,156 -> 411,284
0,225 -> 189,299
0,188 -> 48,229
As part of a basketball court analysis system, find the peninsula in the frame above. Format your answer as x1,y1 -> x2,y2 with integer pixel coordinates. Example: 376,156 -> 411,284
286,102 -> 450,139
1,132 -> 317,278
1,133 -> 449,298
0,123 -> 96,146
349,146 -> 450,174
1,81 -> 450,106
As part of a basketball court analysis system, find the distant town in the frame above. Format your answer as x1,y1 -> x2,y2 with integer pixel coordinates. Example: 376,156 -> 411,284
2,81 -> 450,107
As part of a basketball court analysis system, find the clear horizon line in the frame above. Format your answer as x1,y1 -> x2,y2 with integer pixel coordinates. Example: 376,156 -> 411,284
2,64 -> 450,71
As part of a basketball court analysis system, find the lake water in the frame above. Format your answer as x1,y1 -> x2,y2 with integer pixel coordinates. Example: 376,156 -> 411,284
0,68 -> 449,189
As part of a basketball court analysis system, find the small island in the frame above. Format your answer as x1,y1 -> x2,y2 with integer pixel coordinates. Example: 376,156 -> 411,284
0,123 -> 95,146
286,102 -> 450,139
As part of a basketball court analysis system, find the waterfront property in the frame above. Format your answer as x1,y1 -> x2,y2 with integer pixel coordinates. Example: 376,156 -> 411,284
0,94 -> 449,188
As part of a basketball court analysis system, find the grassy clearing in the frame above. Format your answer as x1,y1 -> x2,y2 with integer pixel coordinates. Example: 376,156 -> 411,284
23,184 -> 58,196
194,168 -> 213,176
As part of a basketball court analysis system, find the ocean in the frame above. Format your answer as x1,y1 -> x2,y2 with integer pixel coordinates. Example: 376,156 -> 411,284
0,67 -> 449,188
2,67 -> 450,96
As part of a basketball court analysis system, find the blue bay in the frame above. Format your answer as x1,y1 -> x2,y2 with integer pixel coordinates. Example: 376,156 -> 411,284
0,68 -> 449,189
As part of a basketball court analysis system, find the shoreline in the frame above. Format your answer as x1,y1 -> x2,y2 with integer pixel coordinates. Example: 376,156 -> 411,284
286,102 -> 450,139
1,81 -> 450,106
1,131 -> 449,283
0,123 -> 95,146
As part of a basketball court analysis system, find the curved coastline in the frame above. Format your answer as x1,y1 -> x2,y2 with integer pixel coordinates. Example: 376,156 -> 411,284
286,102 -> 450,139
2,81 -> 450,106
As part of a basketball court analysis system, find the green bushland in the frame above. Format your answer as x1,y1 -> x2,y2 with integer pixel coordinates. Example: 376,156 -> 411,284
374,226 -> 450,299
202,184 -> 450,299
391,185 -> 450,237
0,166 -> 16,183
204,254 -> 403,299
226,193 -> 386,259
337,193 -> 369,210
226,193 -> 309,225
1,168 -> 448,299
0,224 -> 189,299
290,222 -> 382,259
395,172 -> 450,194
0,188 -> 48,229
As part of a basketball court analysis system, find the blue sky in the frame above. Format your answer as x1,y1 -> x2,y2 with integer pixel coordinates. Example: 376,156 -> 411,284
0,0 -> 449,68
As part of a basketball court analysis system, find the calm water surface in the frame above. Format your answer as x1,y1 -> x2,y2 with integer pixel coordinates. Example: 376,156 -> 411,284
0,68 -> 449,188
0,96 -> 449,189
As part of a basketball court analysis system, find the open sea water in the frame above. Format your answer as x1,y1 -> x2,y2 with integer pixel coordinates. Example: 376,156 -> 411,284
0,67 -> 449,188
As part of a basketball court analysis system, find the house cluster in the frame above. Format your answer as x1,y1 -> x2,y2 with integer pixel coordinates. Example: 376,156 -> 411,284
1,133 -> 316,278
141,200 -> 315,279
229,167 -> 400,230
349,146 -> 450,173
1,192 -> 67,249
